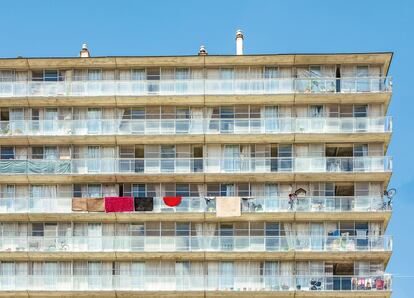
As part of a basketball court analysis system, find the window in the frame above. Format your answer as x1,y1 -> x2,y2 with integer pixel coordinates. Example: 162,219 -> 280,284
0,147 -> 14,159
31,70 -> 60,81
32,147 -> 44,159
87,184 -> 101,197
176,184 -> 189,197
357,66 -> 369,78
265,222 -> 279,236
220,68 -> 234,80
220,107 -> 234,119
0,109 -> 9,121
354,144 -> 368,157
73,184 -> 82,198
354,105 -> 368,117
31,223 -> 44,236
131,108 -> 145,120
146,68 -> 160,80
176,223 -> 190,236
132,184 -> 146,197
278,145 -> 292,157
264,67 -> 278,79
44,70 -> 59,82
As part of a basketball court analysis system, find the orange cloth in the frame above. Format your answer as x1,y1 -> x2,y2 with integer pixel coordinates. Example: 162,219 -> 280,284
72,198 -> 87,211
87,198 -> 105,212
216,196 -> 241,217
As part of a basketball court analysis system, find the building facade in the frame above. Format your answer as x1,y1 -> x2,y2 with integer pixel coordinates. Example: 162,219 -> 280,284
0,41 -> 393,297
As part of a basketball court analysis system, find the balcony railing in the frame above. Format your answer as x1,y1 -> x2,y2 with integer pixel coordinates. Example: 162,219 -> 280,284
0,274 -> 392,291
0,77 -> 391,98
0,235 -> 392,253
0,117 -> 392,136
0,196 -> 390,214
0,157 -> 392,175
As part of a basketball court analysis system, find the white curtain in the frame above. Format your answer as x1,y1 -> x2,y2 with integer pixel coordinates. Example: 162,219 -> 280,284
219,262 -> 234,290
206,145 -> 221,172
341,66 -> 356,92
240,145 -> 251,172
190,262 -> 204,290
189,107 -> 203,133
205,107 -> 215,133
296,262 -> 310,289
280,262 -> 294,290
370,182 -> 383,210
279,68 -> 292,92
207,262 -> 219,290
284,223 -> 295,249
296,223 -> 310,250
204,223 -> 217,249
261,106 -> 279,133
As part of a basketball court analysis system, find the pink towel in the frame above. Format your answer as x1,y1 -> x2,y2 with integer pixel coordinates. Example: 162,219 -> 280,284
104,196 -> 134,212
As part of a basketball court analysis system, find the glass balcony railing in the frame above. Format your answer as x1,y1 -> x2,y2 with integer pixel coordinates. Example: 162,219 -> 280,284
0,117 -> 392,136
0,235 -> 392,253
0,77 -> 391,97
0,274 -> 392,292
0,196 -> 390,214
0,157 -> 392,175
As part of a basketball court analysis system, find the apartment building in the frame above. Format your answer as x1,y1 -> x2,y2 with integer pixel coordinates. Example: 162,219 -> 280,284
0,33 -> 393,297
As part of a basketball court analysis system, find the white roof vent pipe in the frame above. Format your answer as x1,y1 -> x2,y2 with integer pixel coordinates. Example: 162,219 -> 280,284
80,43 -> 90,58
235,30 -> 244,55
198,45 -> 208,56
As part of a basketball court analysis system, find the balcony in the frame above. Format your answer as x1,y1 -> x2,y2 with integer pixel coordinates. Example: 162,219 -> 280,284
0,77 -> 391,98
0,157 -> 392,175
0,235 -> 392,253
0,117 -> 392,136
0,196 -> 389,214
0,274 -> 392,292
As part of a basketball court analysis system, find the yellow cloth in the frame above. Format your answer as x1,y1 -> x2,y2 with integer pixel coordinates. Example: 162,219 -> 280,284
216,196 -> 241,217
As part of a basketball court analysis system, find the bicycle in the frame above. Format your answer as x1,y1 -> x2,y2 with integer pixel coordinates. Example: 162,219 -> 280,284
48,240 -> 69,251
382,188 -> 396,210
288,188 -> 307,210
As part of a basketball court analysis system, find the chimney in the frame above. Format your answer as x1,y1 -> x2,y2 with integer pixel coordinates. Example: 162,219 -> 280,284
235,30 -> 244,55
80,43 -> 90,58
198,45 -> 208,56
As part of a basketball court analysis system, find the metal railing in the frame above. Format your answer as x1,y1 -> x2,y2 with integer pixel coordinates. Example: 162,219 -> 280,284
0,196 -> 389,214
0,235 -> 392,253
0,117 -> 392,136
0,274 -> 392,291
0,157 -> 392,175
0,77 -> 391,98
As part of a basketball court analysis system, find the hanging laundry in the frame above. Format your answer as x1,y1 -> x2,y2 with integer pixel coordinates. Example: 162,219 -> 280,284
87,198 -> 105,212
134,197 -> 154,211
104,196 -> 134,212
163,196 -> 182,207
216,196 -> 241,217
72,198 -> 87,211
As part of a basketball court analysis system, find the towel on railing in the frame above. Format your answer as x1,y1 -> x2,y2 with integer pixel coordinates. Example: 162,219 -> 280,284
163,196 -> 182,207
104,196 -> 134,212
134,197 -> 153,211
216,196 -> 241,217
72,198 -> 87,211
87,198 -> 105,212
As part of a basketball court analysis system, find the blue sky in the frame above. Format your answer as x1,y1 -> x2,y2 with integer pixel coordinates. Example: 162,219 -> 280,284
0,0 -> 413,296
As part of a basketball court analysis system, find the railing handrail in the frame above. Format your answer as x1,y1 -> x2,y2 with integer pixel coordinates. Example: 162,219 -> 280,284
0,273 -> 392,292
0,156 -> 393,161
0,76 -> 392,98
0,116 -> 392,122
0,76 -> 392,83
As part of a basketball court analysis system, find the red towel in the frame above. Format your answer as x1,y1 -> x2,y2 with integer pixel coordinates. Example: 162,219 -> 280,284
104,196 -> 134,212
163,196 -> 182,207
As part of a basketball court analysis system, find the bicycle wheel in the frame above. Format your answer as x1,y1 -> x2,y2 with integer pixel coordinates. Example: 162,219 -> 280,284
386,188 -> 396,199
